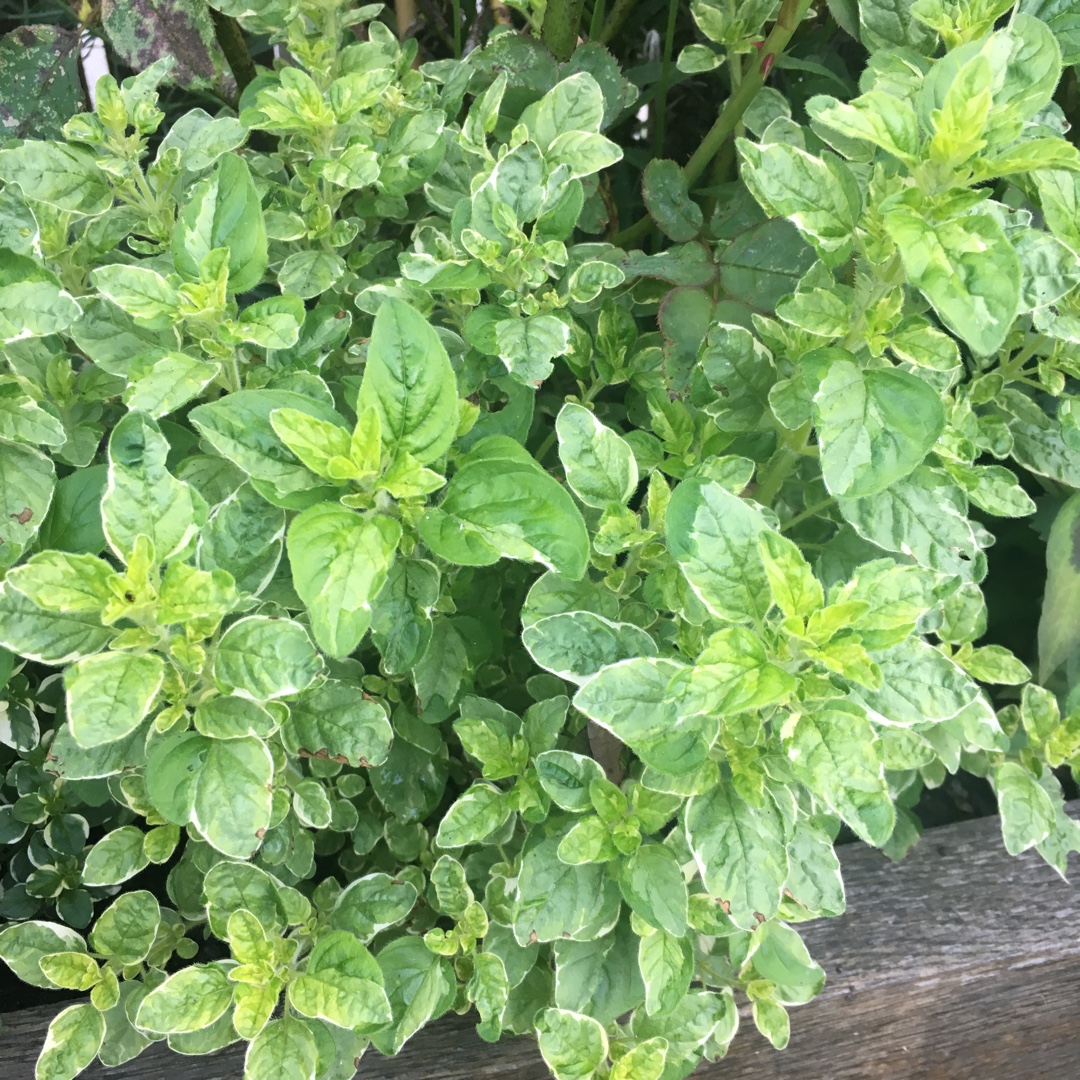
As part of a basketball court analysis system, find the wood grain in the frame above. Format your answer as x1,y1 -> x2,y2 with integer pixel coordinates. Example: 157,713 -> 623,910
2,805 -> 1077,1080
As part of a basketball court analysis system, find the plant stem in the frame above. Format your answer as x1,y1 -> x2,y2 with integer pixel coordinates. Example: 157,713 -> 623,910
543,0 -> 586,59
614,0 -> 813,248
1000,334 -> 1048,381
755,422 -> 811,506
589,0 -> 607,41
395,0 -> 417,38
653,0 -> 679,160
780,496 -> 835,533
209,10 -> 256,99
599,0 -> 635,44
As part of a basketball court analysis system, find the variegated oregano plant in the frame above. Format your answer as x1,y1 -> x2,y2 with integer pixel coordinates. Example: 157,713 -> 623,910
1,1 -> 1080,1078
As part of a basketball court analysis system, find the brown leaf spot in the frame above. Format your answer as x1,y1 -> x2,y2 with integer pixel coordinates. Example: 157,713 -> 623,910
717,899 -> 731,915
256,828 -> 266,839
753,911 -> 766,924
528,931 -> 538,945
10,507 -> 32,525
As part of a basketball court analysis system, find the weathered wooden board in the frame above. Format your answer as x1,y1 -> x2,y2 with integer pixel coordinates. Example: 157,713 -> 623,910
2,805 -> 1078,1080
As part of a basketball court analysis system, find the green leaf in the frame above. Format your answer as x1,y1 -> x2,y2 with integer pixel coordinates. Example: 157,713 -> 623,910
699,322 -> 776,433
436,783 -> 511,848
203,861 -> 296,938
244,1016 -> 317,1080
82,825 -> 149,886
90,265 -> 181,328
620,843 -> 689,937
268,407 -> 351,480
757,530 -> 824,618
536,751 -> 607,812
36,950 -> 100,992
807,91 -> 919,162
123,353 -> 220,418
610,1038 -> 668,1080
685,779 -> 788,929
638,929 -> 694,1018
137,964 -> 235,1035
470,951 -> 510,1042
331,873 -> 418,943
0,141 -> 111,215
288,931 -> 391,1031
0,255 -> 82,345
782,702 -> 895,846
64,651 -> 164,748
235,294 -> 306,349
524,611 -> 657,684
373,936 -> 456,1055
190,737 -> 275,858
189,390 -> 347,501
212,615 -> 323,701
859,0 -> 937,51
685,626 -> 796,721
883,208 -> 1020,357
144,731 -> 274,857
173,154 -> 267,292
197,482 -> 285,598
514,834 -> 616,944
278,250 -> 345,299
574,657 -> 689,749
642,159 -> 703,242
556,402 -> 638,508
358,298 -> 459,466
287,504 -> 402,658
370,557 -> 439,674
90,892 -> 160,965
814,359 -> 944,497
666,478 -> 771,622
737,139 -> 861,252
102,411 -> 197,562
536,1008 -> 608,1080
856,638 -> 980,726
5,550 -> 118,613
36,1002 -> 104,1080
0,921 -> 87,989
283,679 -> 392,767
0,438 -> 55,569
995,761 -> 1055,855
37,464 -> 107,555
420,437 -> 589,579
837,467 -> 981,580
527,71 -> 606,149
1038,491 -> 1080,681
194,695 -> 278,740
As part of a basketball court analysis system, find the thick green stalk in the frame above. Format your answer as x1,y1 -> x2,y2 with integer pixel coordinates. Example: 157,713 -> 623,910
599,0 -> 635,44
614,0 -> 813,247
210,10 -> 256,98
589,0 -> 607,42
543,0 -> 587,60
653,0 -> 679,159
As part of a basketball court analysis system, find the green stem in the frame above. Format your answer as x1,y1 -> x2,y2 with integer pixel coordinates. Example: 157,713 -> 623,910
209,10 -> 256,99
599,0 -> 635,44
755,423 -> 811,506
613,0 -> 813,248
1000,334 -> 1048,381
543,0 -> 587,60
589,0 -> 607,41
653,0 -> 679,160
780,496 -> 835,533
